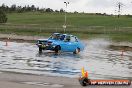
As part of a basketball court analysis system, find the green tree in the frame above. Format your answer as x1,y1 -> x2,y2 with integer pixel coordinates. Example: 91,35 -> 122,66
46,8 -> 53,12
10,4 -> 16,12
60,8 -> 64,13
0,9 -> 8,23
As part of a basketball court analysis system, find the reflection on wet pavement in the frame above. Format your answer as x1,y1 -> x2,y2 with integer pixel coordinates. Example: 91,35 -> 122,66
0,39 -> 132,80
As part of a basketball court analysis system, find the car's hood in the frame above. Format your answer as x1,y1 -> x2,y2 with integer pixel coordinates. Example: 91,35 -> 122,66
47,39 -> 63,45
38,39 -> 48,41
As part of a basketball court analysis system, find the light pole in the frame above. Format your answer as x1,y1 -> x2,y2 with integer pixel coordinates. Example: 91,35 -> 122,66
116,2 -> 123,18
63,2 -> 69,33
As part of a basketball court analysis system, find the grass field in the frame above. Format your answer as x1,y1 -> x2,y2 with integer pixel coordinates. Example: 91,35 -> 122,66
0,12 -> 132,42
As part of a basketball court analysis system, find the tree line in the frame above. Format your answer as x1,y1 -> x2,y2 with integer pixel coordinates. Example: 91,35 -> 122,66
0,3 -> 67,23
0,3 -> 65,13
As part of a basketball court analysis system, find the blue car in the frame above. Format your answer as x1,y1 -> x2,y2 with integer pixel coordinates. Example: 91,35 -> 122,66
36,33 -> 85,54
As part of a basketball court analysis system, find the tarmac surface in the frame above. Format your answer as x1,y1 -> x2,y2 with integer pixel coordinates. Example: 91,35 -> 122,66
0,34 -> 132,88
0,71 -> 131,88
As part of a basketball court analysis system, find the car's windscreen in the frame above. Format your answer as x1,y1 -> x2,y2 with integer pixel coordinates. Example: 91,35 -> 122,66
49,34 -> 61,40
38,40 -> 43,44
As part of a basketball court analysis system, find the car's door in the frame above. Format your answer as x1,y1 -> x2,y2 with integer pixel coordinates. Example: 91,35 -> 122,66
70,36 -> 79,51
62,36 -> 78,52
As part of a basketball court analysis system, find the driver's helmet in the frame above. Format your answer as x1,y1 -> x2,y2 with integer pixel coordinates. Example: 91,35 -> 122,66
60,35 -> 65,40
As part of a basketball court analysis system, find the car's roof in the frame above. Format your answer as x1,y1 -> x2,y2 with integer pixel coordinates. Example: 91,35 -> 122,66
62,34 -> 75,36
38,39 -> 47,40
53,33 -> 77,37
53,33 -> 61,35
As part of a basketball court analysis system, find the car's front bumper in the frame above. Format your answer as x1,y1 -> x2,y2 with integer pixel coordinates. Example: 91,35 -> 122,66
37,44 -> 55,50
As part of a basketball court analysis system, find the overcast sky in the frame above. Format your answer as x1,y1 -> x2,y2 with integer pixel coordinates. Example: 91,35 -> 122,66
0,0 -> 132,14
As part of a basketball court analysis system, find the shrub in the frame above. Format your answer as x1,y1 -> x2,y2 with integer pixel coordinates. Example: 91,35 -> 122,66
0,9 -> 8,23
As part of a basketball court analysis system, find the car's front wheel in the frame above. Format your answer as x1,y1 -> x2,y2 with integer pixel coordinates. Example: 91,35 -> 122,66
54,45 -> 61,54
39,47 -> 42,53
73,48 -> 80,54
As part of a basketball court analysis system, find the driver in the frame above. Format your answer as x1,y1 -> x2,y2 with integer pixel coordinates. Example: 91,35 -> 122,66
60,35 -> 65,40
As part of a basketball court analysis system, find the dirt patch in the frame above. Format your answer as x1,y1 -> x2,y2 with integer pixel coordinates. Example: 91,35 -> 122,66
109,45 -> 132,51
0,34 -> 47,43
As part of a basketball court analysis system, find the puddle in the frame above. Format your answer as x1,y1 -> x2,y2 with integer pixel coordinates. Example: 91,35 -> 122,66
0,39 -> 132,80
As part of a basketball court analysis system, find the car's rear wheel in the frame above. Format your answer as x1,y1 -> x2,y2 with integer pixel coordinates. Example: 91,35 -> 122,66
54,45 -> 61,54
73,48 -> 80,54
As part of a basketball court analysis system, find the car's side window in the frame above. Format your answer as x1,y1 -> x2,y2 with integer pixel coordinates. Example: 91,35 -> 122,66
71,36 -> 76,42
64,35 -> 70,42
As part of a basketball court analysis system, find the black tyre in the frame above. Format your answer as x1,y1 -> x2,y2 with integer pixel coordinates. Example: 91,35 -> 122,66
79,77 -> 91,86
73,48 -> 80,54
54,45 -> 61,53
39,47 -> 42,52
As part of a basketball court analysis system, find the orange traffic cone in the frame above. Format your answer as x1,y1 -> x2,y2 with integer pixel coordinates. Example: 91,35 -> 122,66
5,38 -> 10,46
121,50 -> 125,56
85,71 -> 88,78
5,40 -> 8,46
